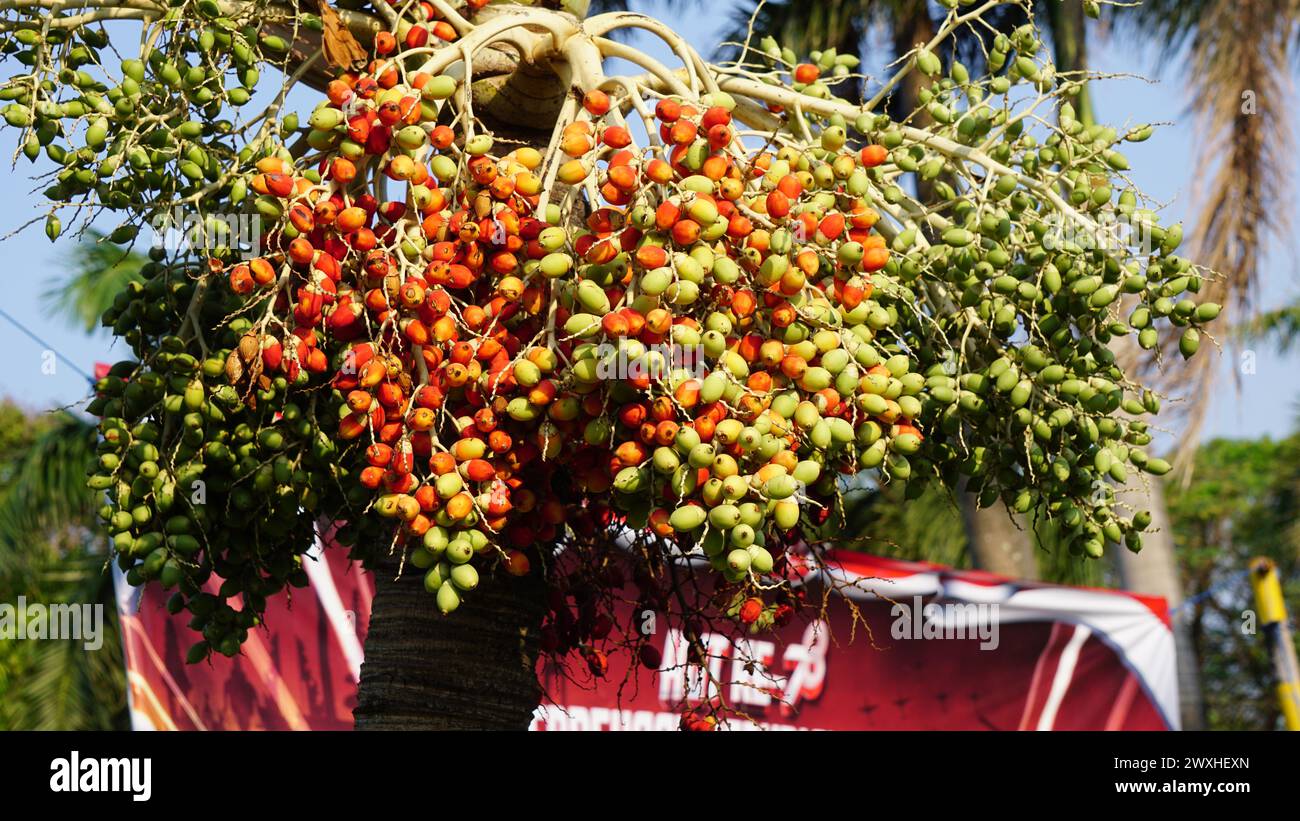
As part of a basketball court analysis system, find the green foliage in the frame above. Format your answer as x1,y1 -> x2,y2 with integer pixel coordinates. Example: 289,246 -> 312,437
42,231 -> 147,334
0,401 -> 126,730
1165,435 -> 1300,730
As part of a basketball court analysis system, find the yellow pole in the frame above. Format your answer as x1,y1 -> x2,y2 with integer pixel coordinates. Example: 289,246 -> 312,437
1250,558 -> 1300,730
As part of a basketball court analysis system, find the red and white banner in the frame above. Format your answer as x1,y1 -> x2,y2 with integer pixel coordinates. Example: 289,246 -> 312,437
113,540 -> 372,730
116,548 -> 1177,730
532,553 -> 1178,731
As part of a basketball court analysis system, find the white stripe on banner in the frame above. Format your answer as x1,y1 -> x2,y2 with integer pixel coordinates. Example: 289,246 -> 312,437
306,538 -> 365,683
1037,623 -> 1092,730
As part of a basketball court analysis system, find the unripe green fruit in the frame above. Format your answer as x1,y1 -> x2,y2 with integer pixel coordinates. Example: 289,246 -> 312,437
669,505 -> 707,532
436,581 -> 461,614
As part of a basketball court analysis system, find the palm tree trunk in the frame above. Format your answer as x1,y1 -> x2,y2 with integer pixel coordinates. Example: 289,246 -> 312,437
1048,0 -> 1095,127
961,499 -> 1039,578
354,553 -> 547,729
1112,477 -> 1206,730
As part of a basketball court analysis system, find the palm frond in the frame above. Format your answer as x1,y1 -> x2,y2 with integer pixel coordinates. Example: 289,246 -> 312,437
41,230 -> 147,334
1124,1 -> 1298,471
1243,301 -> 1300,353
0,412 -> 100,593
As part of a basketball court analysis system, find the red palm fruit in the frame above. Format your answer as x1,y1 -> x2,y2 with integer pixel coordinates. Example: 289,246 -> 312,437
582,89 -> 611,115
378,200 -> 407,223
250,257 -> 276,286
669,119 -> 697,145
326,78 -> 354,106
818,212 -> 846,241
793,63 -> 819,83
765,189 -> 791,219
528,380 -> 557,406
488,430 -> 513,453
601,312 -> 630,338
359,358 -> 387,388
654,201 -> 680,231
777,174 -> 803,199
732,290 -> 757,318
675,379 -> 701,408
648,508 -> 673,538
701,154 -> 729,180
646,396 -> 674,423
390,446 -> 416,477
771,302 -> 796,328
655,98 -> 681,122
815,388 -> 842,415
644,308 -> 673,336
408,407 -> 435,431
377,381 -> 404,409
373,31 -> 396,55
839,279 -> 866,309
653,420 -> 679,446
346,390 -> 373,413
339,412 -> 368,440
670,219 -> 700,245
366,443 -> 393,467
403,318 -> 430,346
405,23 -> 429,49
314,200 -> 339,227
781,354 -> 808,380
860,144 -> 888,167
473,408 -> 497,432
288,203 -> 315,234
619,403 -> 646,429
288,237 -> 315,266
229,264 -> 254,294
413,384 -> 442,410
849,203 -> 880,229
736,334 -> 762,362
504,549 -> 531,576
608,164 -> 639,192
359,466 -> 385,489
602,126 -> 632,148
635,244 -> 668,269
447,264 -> 475,288
432,21 -> 456,41
337,206 -> 367,233
863,246 -> 890,272
462,459 -> 495,483
693,414 -> 717,442
260,338 -> 283,371
429,451 -> 457,476
445,492 -> 474,520
614,440 -> 647,467
645,158 -> 674,184
264,172 -> 295,198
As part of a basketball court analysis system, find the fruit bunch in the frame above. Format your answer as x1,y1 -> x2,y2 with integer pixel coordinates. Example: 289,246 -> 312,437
1,1 -> 1220,665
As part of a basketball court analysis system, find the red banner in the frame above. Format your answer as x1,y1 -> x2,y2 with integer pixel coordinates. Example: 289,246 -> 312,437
117,548 -> 1177,730
114,542 -> 372,730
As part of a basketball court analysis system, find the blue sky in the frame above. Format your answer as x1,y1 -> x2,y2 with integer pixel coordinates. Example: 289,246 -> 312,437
2,0 -> 1297,446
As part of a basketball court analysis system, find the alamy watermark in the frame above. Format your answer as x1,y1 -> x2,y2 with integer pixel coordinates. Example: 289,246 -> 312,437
890,595 -> 1000,650
593,342 -> 709,382
0,597 -> 104,651
1038,209 -> 1161,258
150,206 -> 262,261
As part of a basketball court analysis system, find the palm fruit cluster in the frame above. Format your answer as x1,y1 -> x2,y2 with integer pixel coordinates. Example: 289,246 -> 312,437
1,0 -> 1220,665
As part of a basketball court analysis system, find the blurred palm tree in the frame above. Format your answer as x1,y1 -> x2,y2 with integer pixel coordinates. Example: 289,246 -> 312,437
0,232 -> 145,730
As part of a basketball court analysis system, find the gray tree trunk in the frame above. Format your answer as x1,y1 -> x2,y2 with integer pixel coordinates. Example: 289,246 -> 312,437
1112,477 -> 1206,730
354,554 -> 547,729
961,497 -> 1040,579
